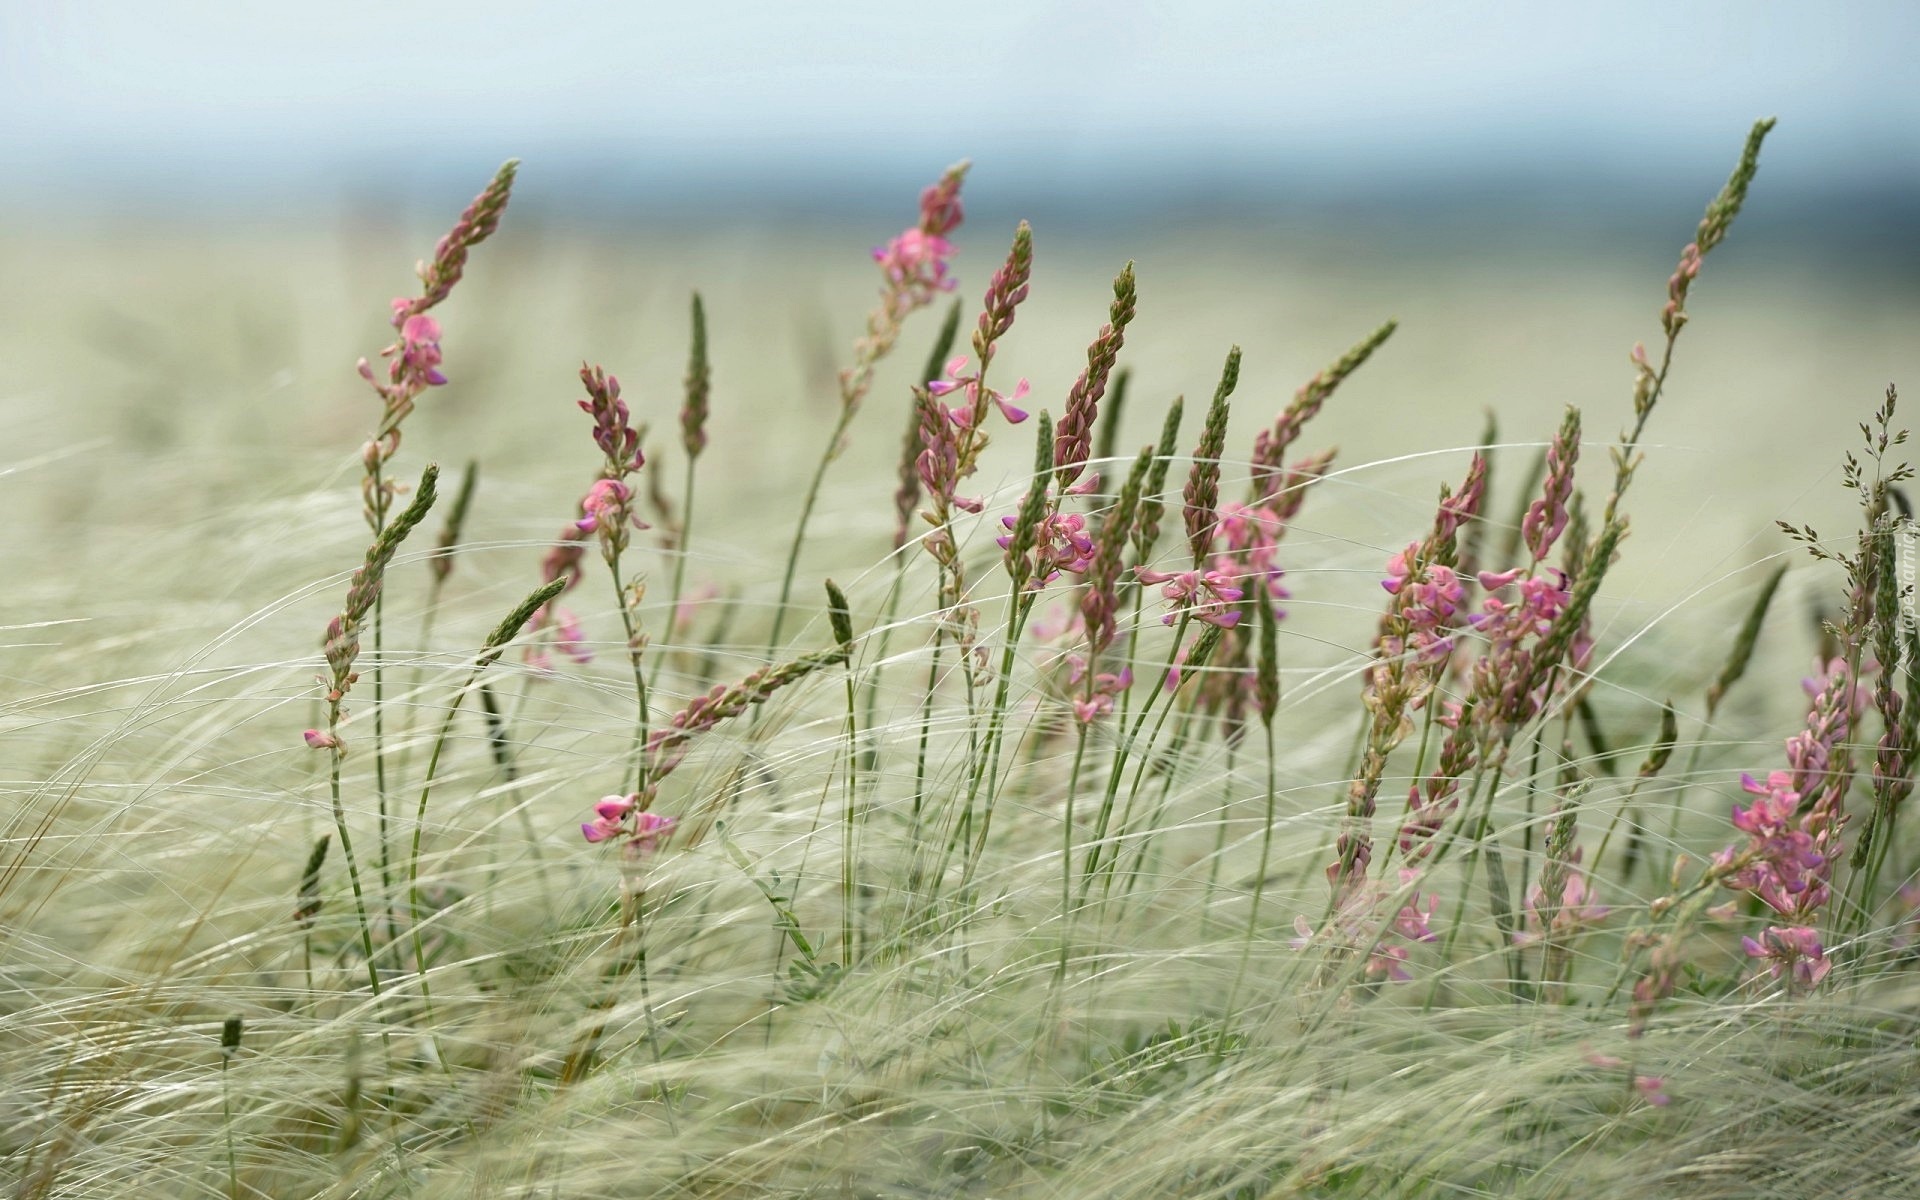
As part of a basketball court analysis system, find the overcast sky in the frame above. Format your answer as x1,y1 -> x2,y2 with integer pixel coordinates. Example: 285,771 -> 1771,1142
4,2 -> 1916,214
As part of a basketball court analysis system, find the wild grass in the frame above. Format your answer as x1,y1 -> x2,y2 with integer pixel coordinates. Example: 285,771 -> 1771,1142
6,120 -> 1920,1198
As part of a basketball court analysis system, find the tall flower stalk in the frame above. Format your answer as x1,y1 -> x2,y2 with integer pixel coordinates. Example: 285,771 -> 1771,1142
574,364 -> 655,791
303,464 -> 441,995
768,164 -> 969,654
1338,453 -> 1486,886
1080,349 -> 1241,898
665,293 -> 711,659
959,263 -> 1137,886
908,223 -> 1035,902
352,161 -> 518,894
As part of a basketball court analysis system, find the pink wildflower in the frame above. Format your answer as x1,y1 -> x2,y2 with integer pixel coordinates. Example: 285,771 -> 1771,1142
577,364 -> 644,474
1516,847 -> 1609,947
915,356 -> 1031,526
1581,1051 -> 1670,1106
551,606 -> 592,664
1466,565 -> 1579,734
1741,923 -> 1832,987
580,792 -> 678,856
917,168 -> 965,237
1380,547 -> 1468,668
1714,655 -> 1867,954
1052,263 -> 1137,494
1067,657 -> 1132,724
928,353 -> 1030,425
1135,566 -> 1244,628
1521,406 -> 1580,563
581,794 -> 633,843
998,511 -> 1095,591
577,478 -> 639,536
1212,501 -> 1289,607
1292,867 -> 1438,983
872,228 -> 956,308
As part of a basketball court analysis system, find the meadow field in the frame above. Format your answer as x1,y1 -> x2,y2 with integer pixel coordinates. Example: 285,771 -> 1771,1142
7,125 -> 1920,1197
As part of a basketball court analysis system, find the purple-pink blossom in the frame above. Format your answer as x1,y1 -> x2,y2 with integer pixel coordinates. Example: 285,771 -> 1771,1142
581,793 -> 678,856
1582,1051 -> 1670,1106
1135,566 -> 1244,628
1715,656 -> 1866,942
1741,924 -> 1832,987
915,358 -> 1031,522
1212,501 -> 1289,609
1465,565 -> 1584,735
1381,548 -> 1468,668
928,354 -> 1030,425
1292,867 -> 1439,983
577,478 -> 642,537
998,511 -> 1095,592
1515,847 -> 1609,947
577,364 -> 644,474
1067,657 -> 1132,724
1521,407 -> 1580,562
872,228 -> 956,309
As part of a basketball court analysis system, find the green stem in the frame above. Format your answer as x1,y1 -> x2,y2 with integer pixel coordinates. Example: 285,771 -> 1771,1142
1082,611 -> 1194,890
327,752 -> 384,998
406,666 -> 483,1026
1200,739 -> 1240,941
668,461 -> 698,631
1219,718 -> 1277,1052
858,557 -> 910,779
608,553 -> 652,794
1054,727 -> 1094,988
767,409 -> 855,655
958,595 -> 1037,892
840,666 -> 860,967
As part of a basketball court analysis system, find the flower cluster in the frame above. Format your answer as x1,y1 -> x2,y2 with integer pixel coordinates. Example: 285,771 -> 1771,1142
1135,566 -> 1244,629
1713,655 -> 1867,988
1365,456 -> 1486,867
1059,446 -> 1153,724
1214,501 -> 1289,607
1379,552 -> 1467,668
578,364 -> 644,476
580,793 -> 677,856
356,162 -> 517,527
1464,565 -> 1588,736
1293,867 -> 1439,983
871,168 -> 966,314
1740,923 -> 1832,988
572,365 -> 650,565
915,224 -> 1035,589
1516,846 -> 1609,947
1066,657 -> 1132,724
929,353 -> 1031,425
1718,769 -> 1829,916
1522,405 -> 1580,562
998,511 -> 1093,592
1051,263 -> 1138,496
873,229 -> 956,309
915,371 -> 1031,519
1661,241 -> 1702,337
843,163 -> 970,418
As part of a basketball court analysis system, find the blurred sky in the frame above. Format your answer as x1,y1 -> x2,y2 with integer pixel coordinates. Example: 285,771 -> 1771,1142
3,1 -> 1918,231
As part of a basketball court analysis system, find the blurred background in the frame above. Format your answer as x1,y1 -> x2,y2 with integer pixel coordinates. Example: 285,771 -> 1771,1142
4,0 -> 1919,688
